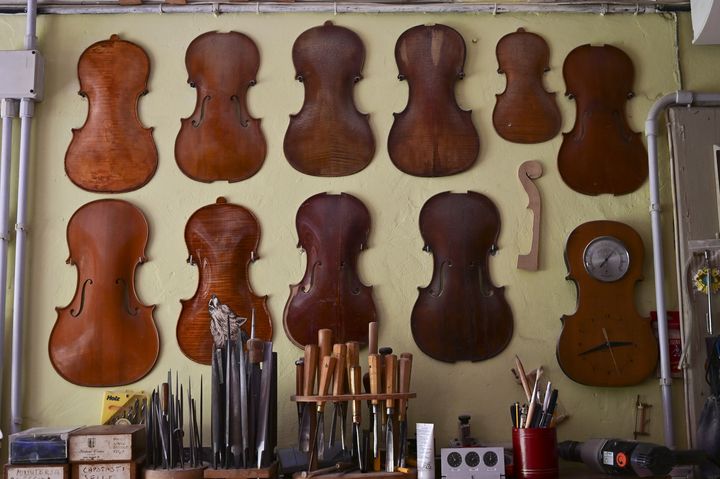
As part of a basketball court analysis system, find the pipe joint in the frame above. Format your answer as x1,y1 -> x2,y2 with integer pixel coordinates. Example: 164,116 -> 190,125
1,99 -> 19,118
675,90 -> 694,105
659,377 -> 673,386
19,99 -> 34,118
0,232 -> 11,242
650,202 -> 662,213
15,222 -> 27,233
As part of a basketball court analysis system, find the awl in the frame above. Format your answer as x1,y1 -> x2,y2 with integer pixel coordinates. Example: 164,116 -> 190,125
397,353 -> 413,468
384,354 -> 397,472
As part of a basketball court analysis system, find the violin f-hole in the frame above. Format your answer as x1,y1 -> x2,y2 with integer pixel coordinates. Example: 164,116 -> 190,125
302,260 -> 322,293
230,95 -> 250,128
70,278 -> 93,317
116,278 -> 139,316
429,260 -> 452,297
191,95 -> 211,128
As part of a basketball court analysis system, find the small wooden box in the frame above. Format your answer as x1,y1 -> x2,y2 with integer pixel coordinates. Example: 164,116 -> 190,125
72,461 -> 142,479
69,425 -> 146,463
4,464 -> 69,479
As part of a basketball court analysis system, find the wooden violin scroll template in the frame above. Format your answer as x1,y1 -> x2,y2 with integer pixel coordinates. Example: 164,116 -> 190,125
284,21 -> 375,177
51,199 -> 158,386
411,191 -> 513,362
178,197 -> 271,365
388,24 -> 479,177
557,220 -> 658,386
284,192 -> 377,348
558,44 -> 647,196
493,28 -> 561,144
65,35 -> 157,193
517,160 -> 543,271
175,31 -> 266,183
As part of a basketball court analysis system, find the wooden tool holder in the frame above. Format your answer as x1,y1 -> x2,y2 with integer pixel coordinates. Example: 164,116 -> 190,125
291,392 -> 417,479
204,462 -> 278,479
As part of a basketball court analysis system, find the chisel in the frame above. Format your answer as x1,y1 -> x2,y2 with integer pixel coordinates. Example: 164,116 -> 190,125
308,355 -> 336,472
295,358 -> 305,447
239,340 -> 248,467
397,354 -> 413,468
329,343 -> 347,451
300,344 -> 319,453
317,329 -> 333,460
368,353 -> 381,471
384,354 -> 397,472
349,364 -> 365,472
247,336 -> 265,466
256,341 -> 273,468
378,347 -> 392,455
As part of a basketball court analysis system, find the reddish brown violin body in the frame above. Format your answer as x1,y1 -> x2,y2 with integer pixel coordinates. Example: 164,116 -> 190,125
50,199 -> 158,386
558,44 -> 647,195
284,21 -> 374,177
283,192 -> 376,348
493,28 -> 561,144
178,197 -> 271,365
65,35 -> 158,193
175,31 -> 266,183
411,192 -> 513,362
557,220 -> 658,386
388,24 -> 479,177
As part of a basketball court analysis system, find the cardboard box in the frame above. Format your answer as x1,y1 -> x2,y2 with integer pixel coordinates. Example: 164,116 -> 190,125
69,426 -> 145,463
4,463 -> 69,479
71,461 -> 142,479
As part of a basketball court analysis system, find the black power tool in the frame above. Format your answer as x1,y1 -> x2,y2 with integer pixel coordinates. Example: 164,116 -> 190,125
559,439 -> 711,477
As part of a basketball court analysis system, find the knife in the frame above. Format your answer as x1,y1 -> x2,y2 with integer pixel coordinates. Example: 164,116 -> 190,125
384,354 -> 397,472
308,355 -> 336,472
329,343 -> 347,451
317,329 -> 333,460
368,353 -> 381,471
300,344 -> 319,453
348,364 -> 365,472
397,353 -> 413,468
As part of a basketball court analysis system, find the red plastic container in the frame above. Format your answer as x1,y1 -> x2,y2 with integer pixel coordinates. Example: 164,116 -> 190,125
512,428 -> 559,479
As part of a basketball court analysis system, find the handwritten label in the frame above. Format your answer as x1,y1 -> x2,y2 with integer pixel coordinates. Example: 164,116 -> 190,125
7,466 -> 65,479
75,463 -> 131,479
69,435 -> 132,461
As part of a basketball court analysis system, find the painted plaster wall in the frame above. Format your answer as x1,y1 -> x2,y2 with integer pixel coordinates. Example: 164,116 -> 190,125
0,11 -> 685,449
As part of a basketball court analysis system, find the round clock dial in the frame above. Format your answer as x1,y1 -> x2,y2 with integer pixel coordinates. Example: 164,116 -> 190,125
465,451 -> 480,468
583,236 -> 630,282
483,451 -> 498,467
447,452 -> 462,468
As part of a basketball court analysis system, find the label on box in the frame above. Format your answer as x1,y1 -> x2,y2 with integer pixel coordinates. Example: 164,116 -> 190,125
7,467 -> 65,479
75,464 -> 130,479
69,435 -> 132,461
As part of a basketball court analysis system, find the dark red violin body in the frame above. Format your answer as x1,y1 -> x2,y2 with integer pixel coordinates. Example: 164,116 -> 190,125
388,24 -> 479,177
178,197 -> 271,365
558,44 -> 647,196
284,21 -> 374,177
283,192 -> 376,348
50,199 -> 159,386
411,191 -> 513,362
175,31 -> 266,183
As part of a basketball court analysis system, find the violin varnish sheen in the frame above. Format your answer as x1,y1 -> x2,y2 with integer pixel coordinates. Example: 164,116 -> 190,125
283,192 -> 377,348
178,197 -> 271,365
558,44 -> 647,196
388,24 -> 479,177
175,31 -> 266,183
65,35 -> 158,193
51,199 -> 159,386
493,28 -> 561,144
411,191 -> 513,362
284,21 -> 375,177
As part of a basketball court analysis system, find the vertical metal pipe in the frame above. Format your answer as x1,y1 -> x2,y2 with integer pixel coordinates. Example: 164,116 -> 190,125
24,0 -> 37,50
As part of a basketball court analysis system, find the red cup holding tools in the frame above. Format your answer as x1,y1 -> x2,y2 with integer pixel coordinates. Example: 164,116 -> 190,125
512,427 -> 559,479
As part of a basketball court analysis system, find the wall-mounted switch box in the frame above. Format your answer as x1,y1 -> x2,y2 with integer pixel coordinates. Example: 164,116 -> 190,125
0,50 -> 44,101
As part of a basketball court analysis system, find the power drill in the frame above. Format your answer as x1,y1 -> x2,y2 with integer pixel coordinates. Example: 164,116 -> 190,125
559,438 -> 710,477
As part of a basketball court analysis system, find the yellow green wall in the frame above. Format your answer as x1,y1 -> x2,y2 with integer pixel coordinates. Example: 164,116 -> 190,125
0,10 -> 690,450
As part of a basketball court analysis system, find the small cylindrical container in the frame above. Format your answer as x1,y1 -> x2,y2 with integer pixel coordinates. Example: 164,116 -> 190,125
512,427 -> 558,479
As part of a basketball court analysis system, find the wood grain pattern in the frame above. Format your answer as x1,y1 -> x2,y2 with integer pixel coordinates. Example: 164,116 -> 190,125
558,44 -> 647,196
51,199 -> 158,386
65,35 -> 157,193
388,24 -> 479,177
557,220 -> 658,386
175,31 -> 266,183
284,21 -> 374,177
493,28 -> 561,144
517,160 -> 543,271
177,197 -> 271,365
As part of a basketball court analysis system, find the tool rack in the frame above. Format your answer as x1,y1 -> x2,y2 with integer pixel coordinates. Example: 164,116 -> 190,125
204,462 -> 278,479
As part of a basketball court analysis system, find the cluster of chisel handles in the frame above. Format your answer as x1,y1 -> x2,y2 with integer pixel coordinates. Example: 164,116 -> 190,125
294,324 -> 414,475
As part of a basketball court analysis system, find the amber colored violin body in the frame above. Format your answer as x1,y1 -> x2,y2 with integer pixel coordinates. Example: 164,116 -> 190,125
178,197 -> 271,364
557,220 -> 658,387
65,35 -> 157,193
558,44 -> 647,196
493,28 -> 561,144
388,24 -> 479,177
50,199 -> 158,386
284,192 -> 376,348
284,21 -> 374,177
175,31 -> 266,183
411,192 -> 513,362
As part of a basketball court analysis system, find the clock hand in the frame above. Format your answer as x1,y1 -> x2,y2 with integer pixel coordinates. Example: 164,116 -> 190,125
578,341 -> 634,356
599,251 -> 614,269
602,327 -> 621,375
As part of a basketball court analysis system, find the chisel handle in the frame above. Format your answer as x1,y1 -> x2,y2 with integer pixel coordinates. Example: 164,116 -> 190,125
349,366 -> 362,423
346,341 -> 360,370
398,357 -> 412,421
319,329 -> 333,360
368,322 -> 378,355
248,338 -> 264,364
304,344 -> 319,396
384,354 -> 397,409
295,358 -> 304,396
368,354 -> 381,405
332,344 -> 347,397
317,356 -> 336,413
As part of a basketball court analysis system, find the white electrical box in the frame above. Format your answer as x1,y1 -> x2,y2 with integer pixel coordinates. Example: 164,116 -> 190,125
441,447 -> 506,479
0,50 -> 44,101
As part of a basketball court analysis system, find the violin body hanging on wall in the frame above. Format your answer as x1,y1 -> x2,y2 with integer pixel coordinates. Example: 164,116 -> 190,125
557,220 -> 658,386
175,31 -> 266,183
411,191 -> 513,362
558,44 -> 647,196
178,197 -> 271,365
65,35 -> 158,193
284,192 -> 376,348
388,24 -> 479,177
284,21 -> 374,177
493,28 -> 561,144
50,199 -> 159,386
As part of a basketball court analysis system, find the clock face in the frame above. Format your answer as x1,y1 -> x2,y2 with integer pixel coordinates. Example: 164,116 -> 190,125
447,452 -> 462,468
583,236 -> 630,282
